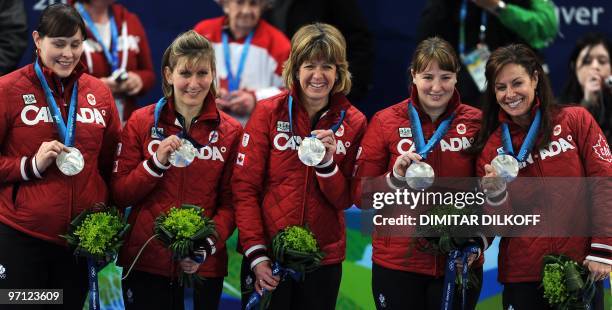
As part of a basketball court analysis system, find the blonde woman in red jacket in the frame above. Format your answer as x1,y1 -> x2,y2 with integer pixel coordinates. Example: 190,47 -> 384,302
0,4 -> 120,308
113,31 -> 242,309
233,23 -> 367,308
73,0 -> 155,123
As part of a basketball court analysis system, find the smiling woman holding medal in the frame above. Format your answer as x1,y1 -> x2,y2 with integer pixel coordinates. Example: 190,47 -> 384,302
0,3 -> 121,308
112,30 -> 242,309
232,23 -> 366,309
472,44 -> 612,310
353,37 -> 487,310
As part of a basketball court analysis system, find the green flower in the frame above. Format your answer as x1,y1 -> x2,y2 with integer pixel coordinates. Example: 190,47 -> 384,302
543,263 -> 568,305
73,211 -> 124,256
161,207 -> 206,239
281,226 -> 319,253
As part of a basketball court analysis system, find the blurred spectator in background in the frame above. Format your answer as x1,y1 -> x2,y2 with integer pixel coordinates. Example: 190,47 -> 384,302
263,0 -> 374,106
195,0 -> 290,126
560,32 -> 612,143
417,0 -> 558,107
74,0 -> 155,123
0,0 -> 28,76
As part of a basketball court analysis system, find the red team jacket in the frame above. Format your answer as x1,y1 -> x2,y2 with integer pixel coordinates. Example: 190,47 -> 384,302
113,95 -> 242,278
354,86 -> 485,277
80,3 -> 155,120
477,105 -> 612,283
233,91 -> 367,269
0,63 -> 121,244
194,17 -> 290,100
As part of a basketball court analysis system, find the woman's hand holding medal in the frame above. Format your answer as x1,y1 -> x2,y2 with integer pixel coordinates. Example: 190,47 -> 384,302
34,140 -> 71,173
311,129 -> 337,164
155,135 -> 182,165
392,152 -> 423,178
481,164 -> 507,200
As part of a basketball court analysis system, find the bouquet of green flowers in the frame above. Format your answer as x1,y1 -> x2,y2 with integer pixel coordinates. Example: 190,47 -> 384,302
61,203 -> 130,262
412,204 -> 481,289
60,203 -> 130,310
154,204 -> 216,287
271,225 -> 325,277
246,226 -> 325,310
542,255 -> 595,309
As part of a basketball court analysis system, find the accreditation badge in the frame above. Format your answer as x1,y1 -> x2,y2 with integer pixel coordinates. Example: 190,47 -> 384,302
462,44 -> 490,92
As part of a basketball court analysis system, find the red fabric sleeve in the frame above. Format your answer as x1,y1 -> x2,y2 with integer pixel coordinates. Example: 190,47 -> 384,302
315,112 -> 367,210
232,103 -> 271,255
111,111 -> 164,207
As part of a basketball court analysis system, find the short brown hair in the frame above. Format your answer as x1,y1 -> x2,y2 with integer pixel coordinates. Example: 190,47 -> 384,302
160,30 -> 217,98
282,23 -> 351,95
410,37 -> 460,74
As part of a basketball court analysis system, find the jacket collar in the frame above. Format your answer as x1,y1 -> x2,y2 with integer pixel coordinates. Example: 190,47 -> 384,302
161,92 -> 220,127
288,89 -> 351,120
31,58 -> 86,95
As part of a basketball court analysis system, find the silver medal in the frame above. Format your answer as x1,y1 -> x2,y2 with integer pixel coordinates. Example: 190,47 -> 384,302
405,161 -> 435,191
56,147 -> 85,176
491,154 -> 519,183
169,139 -> 197,167
297,137 -> 326,167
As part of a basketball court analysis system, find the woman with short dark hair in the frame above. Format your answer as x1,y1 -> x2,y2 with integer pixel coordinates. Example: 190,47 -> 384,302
0,4 -> 121,308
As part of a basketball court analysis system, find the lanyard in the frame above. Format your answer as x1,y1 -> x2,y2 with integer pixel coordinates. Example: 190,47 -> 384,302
153,97 -> 218,148
222,30 -> 254,92
501,109 -> 542,162
407,101 -> 455,160
458,0 -> 488,56
34,60 -> 79,147
76,3 -> 120,72
287,95 -> 345,145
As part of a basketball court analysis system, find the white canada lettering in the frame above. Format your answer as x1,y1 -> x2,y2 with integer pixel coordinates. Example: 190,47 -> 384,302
273,133 -> 300,151
196,146 -> 225,162
336,140 -> 346,155
21,106 -> 107,127
440,137 -> 472,152
272,133 -> 347,155
397,139 -> 416,155
539,137 -> 575,160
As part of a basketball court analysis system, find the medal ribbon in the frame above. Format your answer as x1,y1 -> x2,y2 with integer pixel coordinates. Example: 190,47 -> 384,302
153,97 -> 218,149
500,109 -> 541,162
76,3 -> 120,72
288,95 -> 346,144
407,101 -> 455,160
86,258 -> 101,310
458,0 -> 487,57
222,30 -> 254,92
34,60 -> 78,147
440,245 -> 479,310
245,262 -> 301,310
